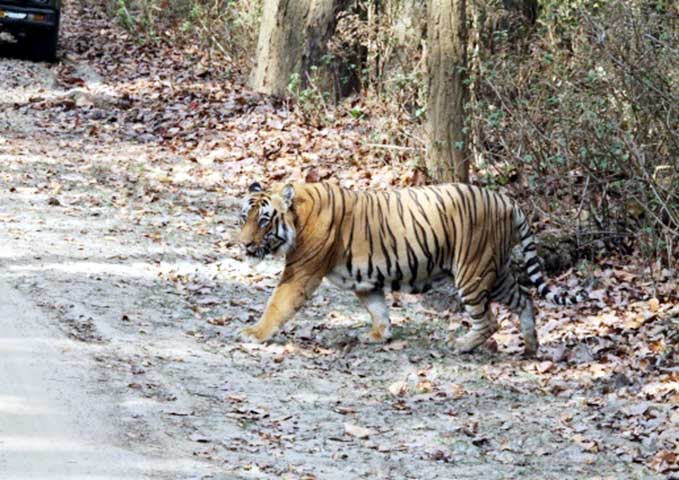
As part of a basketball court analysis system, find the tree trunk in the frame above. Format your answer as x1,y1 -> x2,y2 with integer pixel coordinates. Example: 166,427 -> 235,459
426,0 -> 469,183
249,0 -> 349,96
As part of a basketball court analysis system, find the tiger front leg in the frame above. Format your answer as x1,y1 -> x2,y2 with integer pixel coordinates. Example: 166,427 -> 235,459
242,273 -> 321,342
356,290 -> 392,343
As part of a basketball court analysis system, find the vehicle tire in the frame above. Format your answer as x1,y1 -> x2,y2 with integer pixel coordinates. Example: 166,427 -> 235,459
26,26 -> 58,62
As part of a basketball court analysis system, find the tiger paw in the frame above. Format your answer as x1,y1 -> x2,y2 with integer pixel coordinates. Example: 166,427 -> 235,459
241,324 -> 274,343
362,324 -> 392,343
453,332 -> 488,354
522,339 -> 539,358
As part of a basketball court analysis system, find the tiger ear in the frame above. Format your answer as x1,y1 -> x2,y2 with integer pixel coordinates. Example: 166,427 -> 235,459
282,184 -> 295,208
248,182 -> 263,193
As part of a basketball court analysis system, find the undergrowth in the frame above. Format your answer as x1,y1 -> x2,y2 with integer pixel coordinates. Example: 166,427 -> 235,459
107,0 -> 261,72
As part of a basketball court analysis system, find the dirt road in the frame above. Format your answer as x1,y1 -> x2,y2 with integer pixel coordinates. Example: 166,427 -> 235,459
0,8 -> 670,479
0,277 -> 210,479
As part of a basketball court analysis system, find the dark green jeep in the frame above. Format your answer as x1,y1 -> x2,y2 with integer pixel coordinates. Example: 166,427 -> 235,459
0,0 -> 60,61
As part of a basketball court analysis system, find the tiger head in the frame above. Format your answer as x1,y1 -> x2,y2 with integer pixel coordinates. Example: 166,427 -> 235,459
238,182 -> 297,259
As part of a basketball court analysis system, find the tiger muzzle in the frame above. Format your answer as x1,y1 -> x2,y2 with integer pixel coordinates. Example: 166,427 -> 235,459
245,242 -> 269,259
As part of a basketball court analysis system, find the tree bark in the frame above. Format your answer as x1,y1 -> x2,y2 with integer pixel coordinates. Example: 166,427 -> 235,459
426,0 -> 469,183
249,0 -> 349,96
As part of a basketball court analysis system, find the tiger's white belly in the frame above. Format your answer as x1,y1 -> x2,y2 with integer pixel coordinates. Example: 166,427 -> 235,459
325,266 -> 452,294
326,270 -> 374,292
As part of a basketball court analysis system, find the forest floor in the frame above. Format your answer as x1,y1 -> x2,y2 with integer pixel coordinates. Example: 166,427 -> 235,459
0,2 -> 677,479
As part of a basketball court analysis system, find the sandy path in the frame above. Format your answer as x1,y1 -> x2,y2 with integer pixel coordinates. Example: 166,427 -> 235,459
0,277 -> 149,479
0,57 -> 218,479
0,264 -> 217,479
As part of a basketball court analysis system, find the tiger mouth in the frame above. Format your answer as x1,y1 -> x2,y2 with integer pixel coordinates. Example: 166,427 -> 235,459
245,238 -> 286,259
246,247 -> 269,259
246,244 -> 280,259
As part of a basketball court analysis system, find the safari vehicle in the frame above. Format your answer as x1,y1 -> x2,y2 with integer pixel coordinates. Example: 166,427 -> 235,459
0,0 -> 60,61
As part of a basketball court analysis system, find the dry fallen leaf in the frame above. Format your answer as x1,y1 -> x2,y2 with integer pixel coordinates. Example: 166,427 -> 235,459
388,381 -> 409,397
571,434 -> 599,453
416,379 -> 434,394
648,297 -> 660,313
344,423 -> 374,439
450,383 -> 466,400
649,449 -> 679,473
207,316 -> 231,326
536,361 -> 554,374
305,167 -> 320,183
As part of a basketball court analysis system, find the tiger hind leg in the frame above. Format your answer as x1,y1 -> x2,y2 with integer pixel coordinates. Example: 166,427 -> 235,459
453,296 -> 499,354
356,290 -> 392,343
491,268 -> 538,356
518,301 -> 538,357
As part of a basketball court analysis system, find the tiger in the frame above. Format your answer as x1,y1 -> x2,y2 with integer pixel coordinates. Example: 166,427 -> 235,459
237,181 -> 586,356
